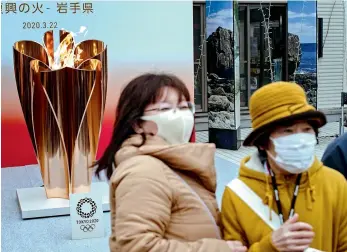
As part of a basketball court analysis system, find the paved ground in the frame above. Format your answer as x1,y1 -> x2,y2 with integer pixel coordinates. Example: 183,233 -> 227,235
1,166 -> 110,252
197,122 -> 347,164
1,121 -> 345,251
1,156 -> 239,252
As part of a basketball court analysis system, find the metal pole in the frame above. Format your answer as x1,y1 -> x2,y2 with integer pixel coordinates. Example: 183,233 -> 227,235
341,92 -> 347,135
341,106 -> 344,135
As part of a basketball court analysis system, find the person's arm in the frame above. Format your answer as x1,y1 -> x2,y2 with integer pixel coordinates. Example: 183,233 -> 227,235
322,149 -> 346,177
322,136 -> 347,179
110,156 -> 232,252
221,187 -> 278,252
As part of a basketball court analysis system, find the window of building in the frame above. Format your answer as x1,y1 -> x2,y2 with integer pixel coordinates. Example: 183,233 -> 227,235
193,3 -> 207,112
193,2 -> 288,111
239,3 -> 288,107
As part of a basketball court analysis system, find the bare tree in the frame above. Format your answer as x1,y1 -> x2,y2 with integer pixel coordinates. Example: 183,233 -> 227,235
194,0 -> 212,86
259,1 -> 274,82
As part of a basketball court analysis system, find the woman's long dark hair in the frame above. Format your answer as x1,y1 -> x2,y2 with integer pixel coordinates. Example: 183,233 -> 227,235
94,73 -> 191,179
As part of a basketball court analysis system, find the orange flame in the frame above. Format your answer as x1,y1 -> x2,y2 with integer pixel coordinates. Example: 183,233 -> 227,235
45,27 -> 87,70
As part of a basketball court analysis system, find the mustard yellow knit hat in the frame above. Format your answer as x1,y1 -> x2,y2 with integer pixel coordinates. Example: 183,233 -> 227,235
243,82 -> 327,146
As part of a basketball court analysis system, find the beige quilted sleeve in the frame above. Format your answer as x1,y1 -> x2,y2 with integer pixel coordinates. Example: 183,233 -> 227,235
109,155 -> 232,252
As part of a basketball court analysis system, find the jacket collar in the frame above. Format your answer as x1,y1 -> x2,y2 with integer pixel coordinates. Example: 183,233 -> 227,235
115,134 -> 218,192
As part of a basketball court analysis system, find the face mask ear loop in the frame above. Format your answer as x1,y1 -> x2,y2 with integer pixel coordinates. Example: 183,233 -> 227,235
266,151 -> 277,166
181,112 -> 187,142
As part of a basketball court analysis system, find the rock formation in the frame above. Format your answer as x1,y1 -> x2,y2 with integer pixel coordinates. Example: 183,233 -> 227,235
206,26 -> 317,128
288,33 -> 317,107
207,73 -> 235,129
290,73 -> 317,107
288,33 -> 302,76
206,27 -> 234,79
206,27 -> 236,129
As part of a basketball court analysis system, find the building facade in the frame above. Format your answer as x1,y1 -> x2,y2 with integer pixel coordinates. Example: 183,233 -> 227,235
193,0 -> 347,149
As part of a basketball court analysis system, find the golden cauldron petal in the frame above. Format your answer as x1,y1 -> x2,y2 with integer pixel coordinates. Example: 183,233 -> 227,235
30,60 -> 70,199
75,40 -> 108,117
72,59 -> 103,193
14,40 -> 49,63
78,58 -> 101,71
74,40 -> 105,62
36,64 -> 102,196
13,41 -> 49,156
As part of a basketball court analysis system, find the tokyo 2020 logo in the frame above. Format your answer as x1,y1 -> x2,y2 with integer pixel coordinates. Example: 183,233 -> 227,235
76,197 -> 97,219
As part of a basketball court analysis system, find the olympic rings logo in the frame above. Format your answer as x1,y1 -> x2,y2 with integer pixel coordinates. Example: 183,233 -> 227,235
80,224 -> 95,232
76,197 -> 97,219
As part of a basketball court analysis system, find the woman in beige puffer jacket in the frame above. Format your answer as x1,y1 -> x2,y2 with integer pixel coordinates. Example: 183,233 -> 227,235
95,73 -> 246,252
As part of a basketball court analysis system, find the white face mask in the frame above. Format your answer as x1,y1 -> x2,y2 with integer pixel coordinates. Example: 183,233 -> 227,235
141,109 -> 194,145
267,133 -> 317,174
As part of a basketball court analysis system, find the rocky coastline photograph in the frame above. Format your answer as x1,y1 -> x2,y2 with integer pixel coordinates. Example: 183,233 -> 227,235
206,1 -> 235,130
205,1 -> 319,131
207,73 -> 235,128
288,1 -> 317,107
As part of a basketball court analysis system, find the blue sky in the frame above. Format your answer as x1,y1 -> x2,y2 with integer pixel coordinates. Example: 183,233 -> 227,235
206,1 -> 233,37
288,1 -> 317,43
205,1 -> 316,44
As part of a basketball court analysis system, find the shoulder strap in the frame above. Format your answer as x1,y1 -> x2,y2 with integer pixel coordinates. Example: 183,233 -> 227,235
227,178 -> 322,252
227,178 -> 281,230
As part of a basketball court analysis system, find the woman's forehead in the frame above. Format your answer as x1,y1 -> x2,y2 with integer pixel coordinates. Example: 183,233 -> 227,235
155,87 -> 186,103
275,120 -> 313,129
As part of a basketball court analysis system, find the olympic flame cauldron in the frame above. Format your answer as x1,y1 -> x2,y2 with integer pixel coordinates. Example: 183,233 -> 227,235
13,30 -> 108,199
